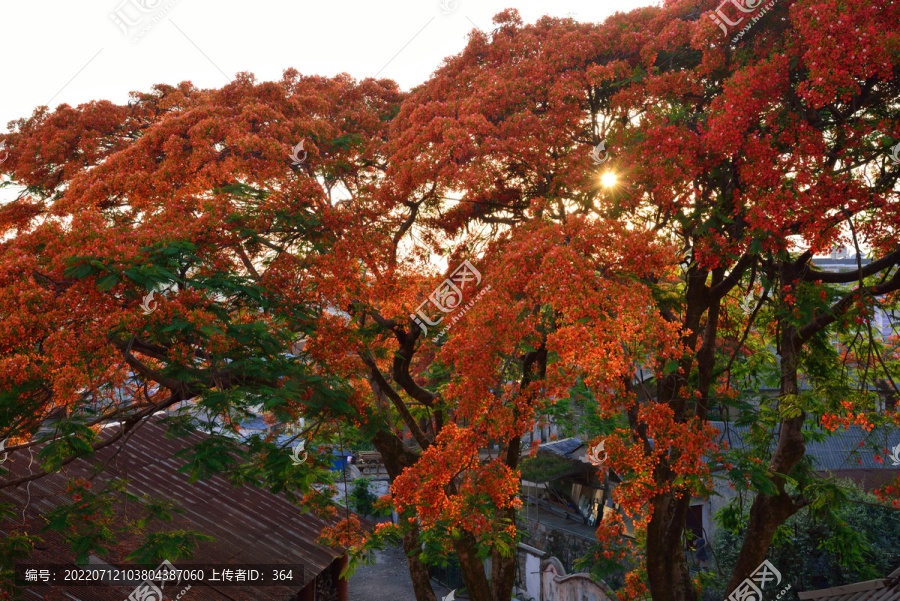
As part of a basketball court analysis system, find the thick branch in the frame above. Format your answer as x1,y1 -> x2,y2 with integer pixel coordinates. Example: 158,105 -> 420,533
0,393 -> 183,490
359,352 -> 431,450
391,325 -> 438,406
797,269 -> 900,344
801,248 -> 900,284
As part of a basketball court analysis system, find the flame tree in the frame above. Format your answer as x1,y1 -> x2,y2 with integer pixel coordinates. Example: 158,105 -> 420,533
1,2 -> 899,601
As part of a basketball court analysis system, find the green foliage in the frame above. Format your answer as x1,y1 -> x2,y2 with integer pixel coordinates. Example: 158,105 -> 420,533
519,454 -> 578,482
547,378 -> 626,440
343,521 -> 403,580
348,477 -> 379,517
706,482 -> 900,599
37,419 -> 97,473
64,241 -> 198,294
0,502 -> 42,597
124,530 -> 215,565
130,495 -> 183,529
43,478 -> 124,564
41,477 -> 220,569
576,530 -> 638,591
174,436 -> 248,483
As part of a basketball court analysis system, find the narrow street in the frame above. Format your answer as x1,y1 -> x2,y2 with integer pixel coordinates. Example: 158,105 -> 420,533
349,544 -> 453,601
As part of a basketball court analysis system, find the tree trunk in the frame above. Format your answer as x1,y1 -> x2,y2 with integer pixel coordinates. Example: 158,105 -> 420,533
724,464 -> 799,594
453,531 -> 493,601
490,434 -> 522,601
403,524 -> 438,601
371,429 -> 505,601
644,267 -> 713,601
723,417 -> 806,594
371,431 -> 439,601
645,490 -> 696,601
724,308 -> 807,595
490,528 -> 517,601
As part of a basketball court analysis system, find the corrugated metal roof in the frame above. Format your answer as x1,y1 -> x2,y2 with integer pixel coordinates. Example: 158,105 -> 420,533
1,419 -> 356,600
798,566 -> 900,601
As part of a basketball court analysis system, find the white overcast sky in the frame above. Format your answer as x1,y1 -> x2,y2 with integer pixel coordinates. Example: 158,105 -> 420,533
1,0 -> 655,131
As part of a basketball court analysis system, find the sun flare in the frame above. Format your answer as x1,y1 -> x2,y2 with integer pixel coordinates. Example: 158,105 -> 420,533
600,172 -> 618,188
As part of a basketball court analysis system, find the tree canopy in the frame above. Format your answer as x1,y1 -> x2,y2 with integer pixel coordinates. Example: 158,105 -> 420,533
1,2 -> 899,601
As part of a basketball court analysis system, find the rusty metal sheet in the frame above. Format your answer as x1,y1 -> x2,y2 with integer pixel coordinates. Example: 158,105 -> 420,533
1,419 -> 361,600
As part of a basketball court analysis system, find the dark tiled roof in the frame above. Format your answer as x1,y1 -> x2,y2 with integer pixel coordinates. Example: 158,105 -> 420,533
539,437 -> 585,458
710,422 -> 900,472
1,419 -> 353,600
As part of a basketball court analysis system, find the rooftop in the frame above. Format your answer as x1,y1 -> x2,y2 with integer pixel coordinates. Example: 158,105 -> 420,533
798,566 -> 900,601
539,437 -> 586,459
1,418 -> 354,600
711,422 -> 900,490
